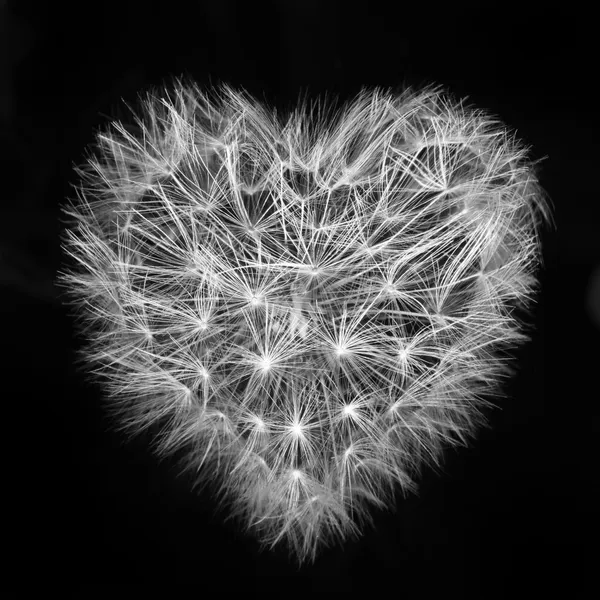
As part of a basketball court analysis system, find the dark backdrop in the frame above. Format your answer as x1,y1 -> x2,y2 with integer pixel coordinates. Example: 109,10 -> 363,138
3,0 -> 597,595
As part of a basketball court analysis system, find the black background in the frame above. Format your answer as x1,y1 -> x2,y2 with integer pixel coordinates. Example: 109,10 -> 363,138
3,0 -> 598,595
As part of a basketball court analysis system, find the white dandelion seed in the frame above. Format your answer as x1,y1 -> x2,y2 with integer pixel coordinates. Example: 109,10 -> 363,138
57,76 -> 552,565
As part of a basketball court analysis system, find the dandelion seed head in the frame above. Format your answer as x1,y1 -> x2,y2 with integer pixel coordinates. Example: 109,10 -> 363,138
58,77 -> 551,566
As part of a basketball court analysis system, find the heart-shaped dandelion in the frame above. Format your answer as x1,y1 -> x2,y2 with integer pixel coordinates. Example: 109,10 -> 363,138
58,79 -> 551,564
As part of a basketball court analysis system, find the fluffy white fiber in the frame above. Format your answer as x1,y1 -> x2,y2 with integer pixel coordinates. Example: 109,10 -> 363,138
58,78 -> 550,564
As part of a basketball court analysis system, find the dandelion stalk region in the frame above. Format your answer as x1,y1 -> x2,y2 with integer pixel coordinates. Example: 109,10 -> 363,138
60,81 -> 549,563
